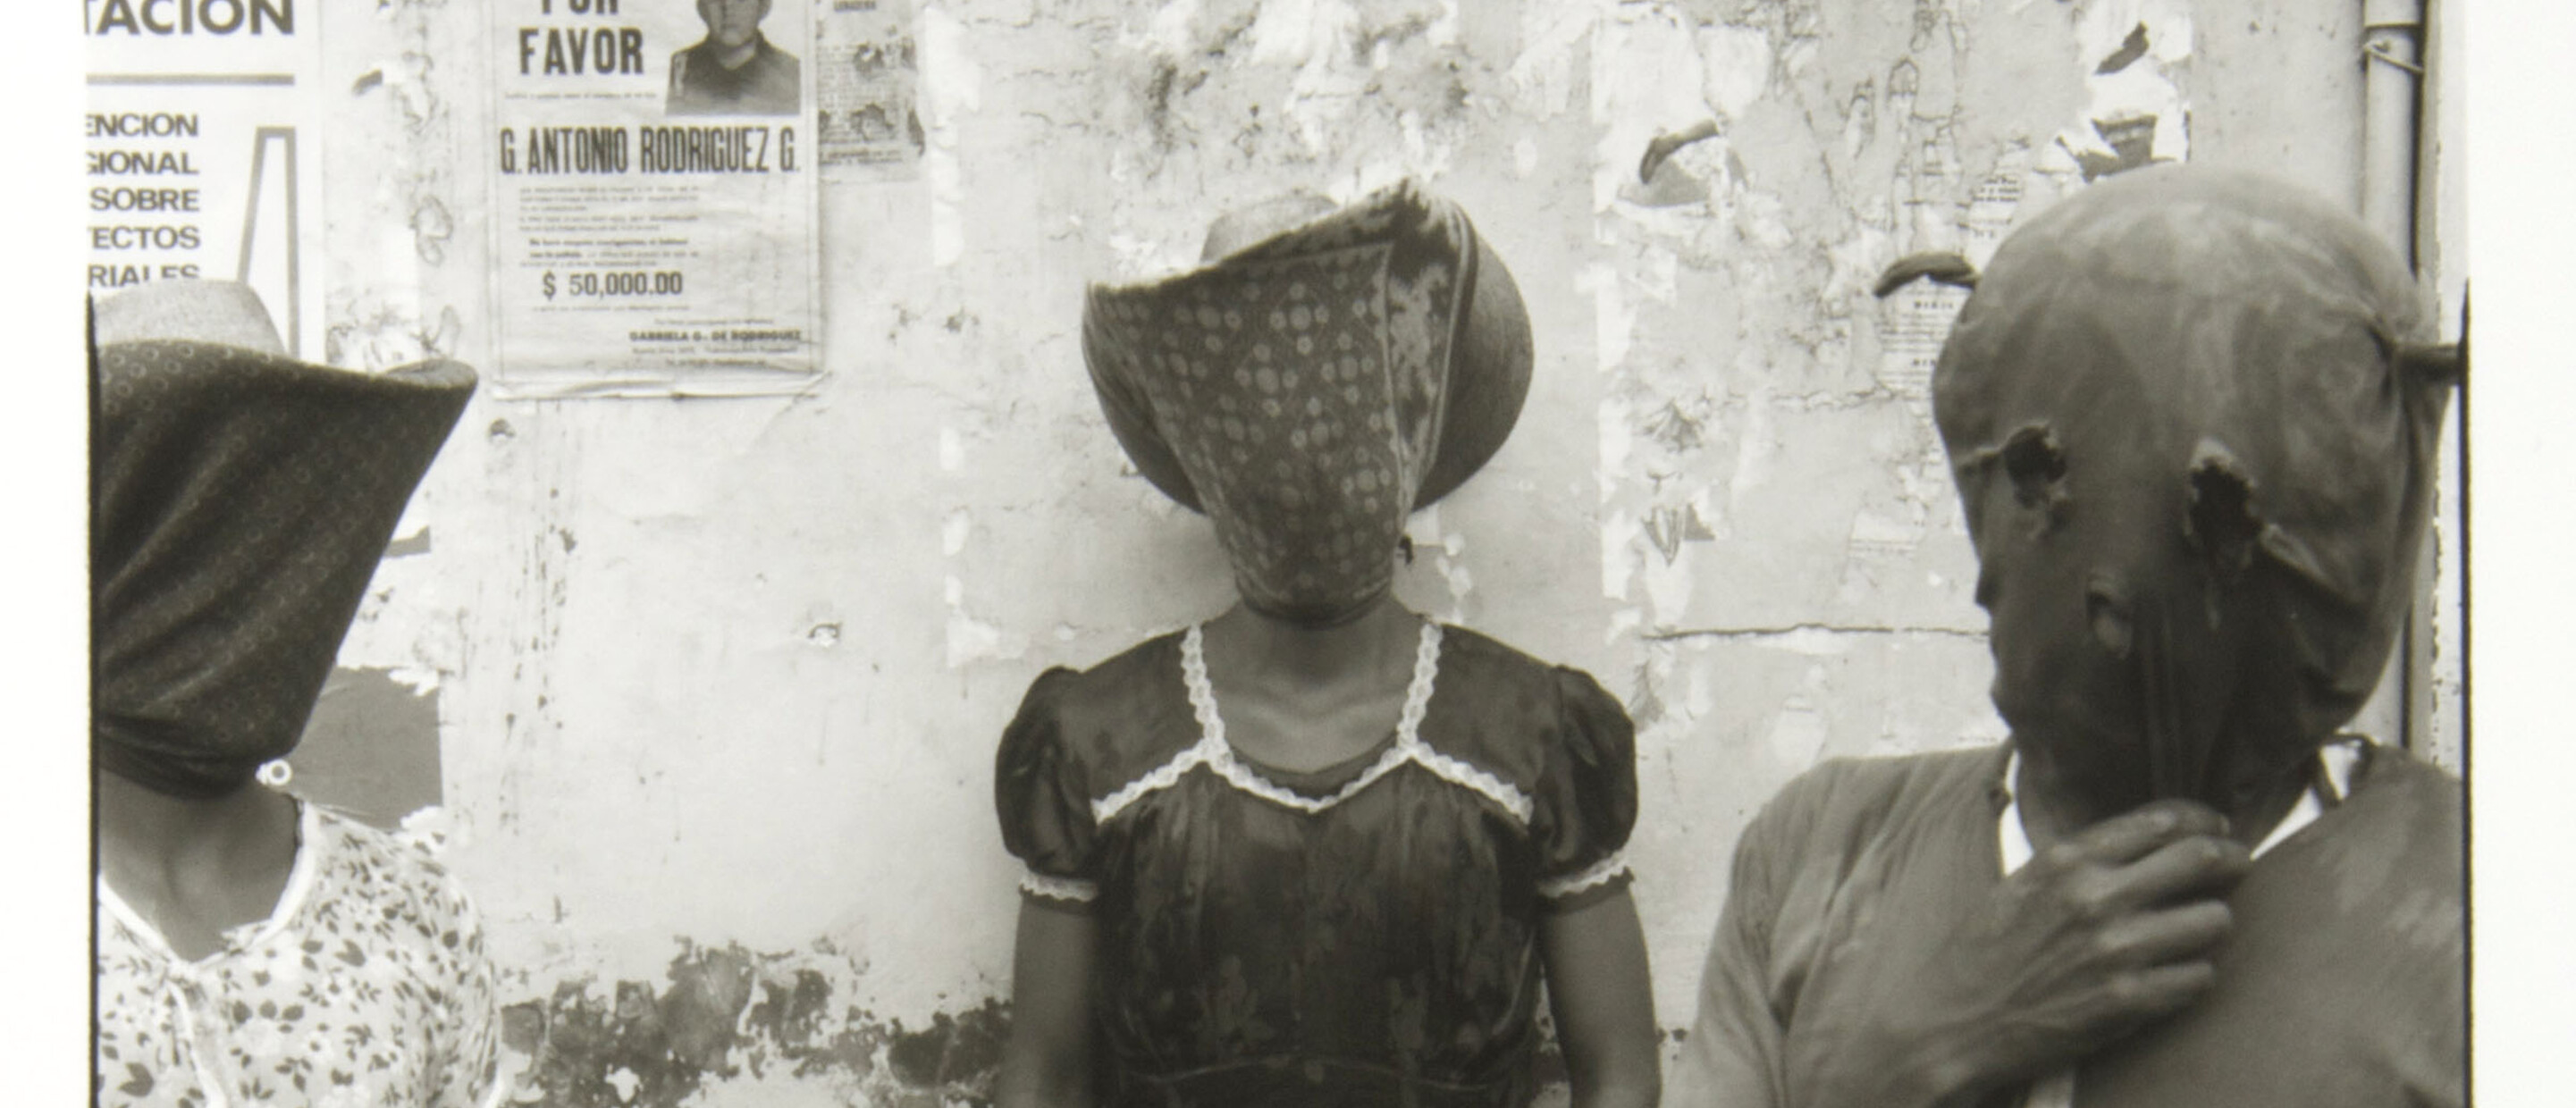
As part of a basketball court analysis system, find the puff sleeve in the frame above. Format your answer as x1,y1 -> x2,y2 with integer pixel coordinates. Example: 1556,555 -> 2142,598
993,667 -> 1100,911
1530,666 -> 1639,911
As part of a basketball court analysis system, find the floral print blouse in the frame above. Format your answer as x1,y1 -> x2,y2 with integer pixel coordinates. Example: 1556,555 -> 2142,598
95,802 -> 501,1108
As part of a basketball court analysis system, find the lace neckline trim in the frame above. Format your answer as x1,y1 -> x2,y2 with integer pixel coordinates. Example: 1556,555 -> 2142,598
1087,622 -> 1536,825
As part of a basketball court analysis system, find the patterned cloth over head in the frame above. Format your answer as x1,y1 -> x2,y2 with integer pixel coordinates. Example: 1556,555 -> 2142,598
91,281 -> 477,798
1081,180 -> 1531,625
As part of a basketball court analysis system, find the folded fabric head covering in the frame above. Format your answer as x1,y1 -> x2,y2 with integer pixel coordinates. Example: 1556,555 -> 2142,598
1907,164 -> 2459,815
92,281 -> 477,798
1082,180 -> 1533,625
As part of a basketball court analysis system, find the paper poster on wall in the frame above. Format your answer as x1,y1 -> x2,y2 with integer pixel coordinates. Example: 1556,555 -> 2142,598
487,0 -> 823,398
816,0 -> 922,182
84,0 -> 326,359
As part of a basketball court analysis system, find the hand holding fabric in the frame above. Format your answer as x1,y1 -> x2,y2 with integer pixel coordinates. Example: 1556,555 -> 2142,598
1790,799 -> 2250,1108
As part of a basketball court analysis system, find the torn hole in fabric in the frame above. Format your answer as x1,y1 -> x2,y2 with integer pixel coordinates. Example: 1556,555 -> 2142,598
1954,422 -> 2072,535
2184,439 -> 2262,586
2001,424 -> 2068,510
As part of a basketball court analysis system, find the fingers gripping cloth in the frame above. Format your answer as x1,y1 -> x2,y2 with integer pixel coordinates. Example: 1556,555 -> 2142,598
1878,165 -> 2461,814
92,281 -> 476,798
1081,180 -> 1532,625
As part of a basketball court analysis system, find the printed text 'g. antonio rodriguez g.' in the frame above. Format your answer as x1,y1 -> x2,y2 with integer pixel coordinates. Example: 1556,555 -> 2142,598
500,124 -> 798,174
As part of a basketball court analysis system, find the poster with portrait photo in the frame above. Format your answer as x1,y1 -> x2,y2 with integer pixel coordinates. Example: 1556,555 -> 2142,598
485,0 -> 821,398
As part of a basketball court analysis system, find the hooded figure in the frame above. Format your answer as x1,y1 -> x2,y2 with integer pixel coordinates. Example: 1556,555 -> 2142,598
92,281 -> 476,797
1933,164 -> 2459,821
1669,165 -> 2463,1108
996,183 -> 1661,1106
92,281 -> 501,1108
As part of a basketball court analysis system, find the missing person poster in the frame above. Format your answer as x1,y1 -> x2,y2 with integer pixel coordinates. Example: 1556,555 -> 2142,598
488,0 -> 822,398
84,0 -> 326,358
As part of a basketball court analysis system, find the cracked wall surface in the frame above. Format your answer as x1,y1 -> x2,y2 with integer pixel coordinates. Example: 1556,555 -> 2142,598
274,1 -> 2423,1103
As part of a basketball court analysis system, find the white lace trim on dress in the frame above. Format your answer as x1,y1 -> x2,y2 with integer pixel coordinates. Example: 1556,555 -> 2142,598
1536,849 -> 1633,901
1089,623 -> 1537,825
1018,869 -> 1100,903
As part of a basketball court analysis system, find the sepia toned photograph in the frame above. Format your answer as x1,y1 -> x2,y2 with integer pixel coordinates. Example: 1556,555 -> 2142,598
61,0 -> 2558,1105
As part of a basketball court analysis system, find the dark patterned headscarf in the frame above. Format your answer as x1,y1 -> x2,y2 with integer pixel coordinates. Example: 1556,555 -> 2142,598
92,281 -> 476,798
1899,165 -> 2460,815
1081,180 -> 1532,625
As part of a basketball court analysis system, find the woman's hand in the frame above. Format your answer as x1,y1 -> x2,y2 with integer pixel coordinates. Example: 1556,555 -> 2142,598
1541,887 -> 1661,1108
1800,798 -> 2252,1108
996,902 -> 1097,1108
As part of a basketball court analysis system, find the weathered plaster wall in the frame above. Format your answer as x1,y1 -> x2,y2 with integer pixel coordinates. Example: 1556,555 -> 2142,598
282,1 -> 2426,1104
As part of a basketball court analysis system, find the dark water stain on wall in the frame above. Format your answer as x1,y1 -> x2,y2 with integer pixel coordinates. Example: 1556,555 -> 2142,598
503,940 -> 1007,1106
501,939 -> 1581,1105
882,1003 -> 1009,1090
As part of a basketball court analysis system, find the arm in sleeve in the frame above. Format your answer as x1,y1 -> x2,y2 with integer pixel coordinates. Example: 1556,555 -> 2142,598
995,668 -> 1099,911
1541,888 -> 1660,1108
994,669 -> 1102,1106
1531,667 -> 1639,913
1666,783 -> 1807,1108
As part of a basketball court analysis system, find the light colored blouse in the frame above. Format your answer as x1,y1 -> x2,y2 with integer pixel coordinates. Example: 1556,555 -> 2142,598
1669,741 -> 2462,1108
95,802 -> 501,1108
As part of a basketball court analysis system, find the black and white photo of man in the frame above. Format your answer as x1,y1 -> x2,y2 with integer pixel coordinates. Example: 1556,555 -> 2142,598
667,0 -> 799,117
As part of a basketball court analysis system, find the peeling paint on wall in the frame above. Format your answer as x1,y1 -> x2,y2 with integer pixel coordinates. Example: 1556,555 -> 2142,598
287,1 -> 2412,1101
292,666 -> 443,828
2051,0 -> 2194,180
490,939 -> 1562,1107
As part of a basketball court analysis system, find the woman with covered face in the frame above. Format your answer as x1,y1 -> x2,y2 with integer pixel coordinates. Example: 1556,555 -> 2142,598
1667,164 -> 2464,1108
992,183 -> 1661,1108
91,281 -> 499,1107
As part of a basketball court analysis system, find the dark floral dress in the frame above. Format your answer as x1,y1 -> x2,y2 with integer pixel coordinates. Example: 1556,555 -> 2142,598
94,802 -> 501,1108
996,620 -> 1637,1107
